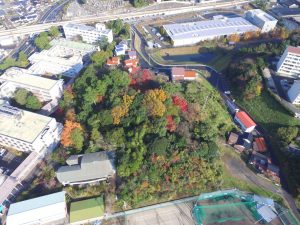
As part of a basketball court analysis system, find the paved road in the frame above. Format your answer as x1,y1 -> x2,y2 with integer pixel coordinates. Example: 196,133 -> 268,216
38,0 -> 71,23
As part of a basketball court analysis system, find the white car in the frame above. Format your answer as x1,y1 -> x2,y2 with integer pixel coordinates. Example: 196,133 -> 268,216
156,33 -> 161,37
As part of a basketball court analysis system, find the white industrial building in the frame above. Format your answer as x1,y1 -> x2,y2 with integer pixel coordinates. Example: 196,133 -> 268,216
288,80 -> 300,104
6,191 -> 67,225
50,38 -> 98,60
63,23 -> 113,44
245,9 -> 278,33
277,46 -> 300,77
0,67 -> 63,102
0,103 -> 63,153
163,16 -> 259,47
28,49 -> 83,78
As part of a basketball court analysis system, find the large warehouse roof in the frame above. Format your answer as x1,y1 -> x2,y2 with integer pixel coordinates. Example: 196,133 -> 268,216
163,16 -> 259,42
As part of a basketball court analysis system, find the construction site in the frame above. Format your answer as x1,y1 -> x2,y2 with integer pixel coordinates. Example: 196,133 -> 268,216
104,189 -> 299,225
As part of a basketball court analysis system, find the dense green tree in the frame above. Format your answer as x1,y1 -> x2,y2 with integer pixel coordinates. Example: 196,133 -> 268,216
49,26 -> 60,38
17,51 -> 29,67
149,137 -> 170,156
26,95 -> 42,110
70,128 -> 84,152
14,89 -> 29,106
34,32 -> 50,50
91,51 -> 109,67
131,0 -> 148,7
277,126 -> 299,145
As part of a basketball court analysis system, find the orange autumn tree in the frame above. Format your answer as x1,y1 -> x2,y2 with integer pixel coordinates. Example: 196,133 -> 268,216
228,33 -> 240,43
61,120 -> 82,148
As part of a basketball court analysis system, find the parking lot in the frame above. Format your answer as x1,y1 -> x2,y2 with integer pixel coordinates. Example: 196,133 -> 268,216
0,147 -> 25,177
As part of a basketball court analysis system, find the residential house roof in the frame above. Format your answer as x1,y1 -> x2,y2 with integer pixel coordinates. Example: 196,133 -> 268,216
171,67 -> 185,76
184,70 -> 197,78
267,163 -> 279,175
124,59 -> 139,67
128,50 -> 137,59
227,132 -> 239,145
250,151 -> 268,164
106,57 -> 120,66
235,111 -> 256,129
56,152 -> 115,184
70,197 -> 104,223
287,46 -> 300,55
257,205 -> 277,223
253,137 -> 267,153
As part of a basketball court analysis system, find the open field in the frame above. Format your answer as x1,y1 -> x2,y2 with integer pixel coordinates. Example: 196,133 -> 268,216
151,45 -> 233,71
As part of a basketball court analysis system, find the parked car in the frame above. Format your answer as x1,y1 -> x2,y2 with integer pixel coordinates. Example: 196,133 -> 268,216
156,33 -> 161,37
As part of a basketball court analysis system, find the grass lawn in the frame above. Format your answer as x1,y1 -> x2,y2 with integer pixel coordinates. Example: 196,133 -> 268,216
151,46 -> 233,71
207,51 -> 233,72
236,90 -> 300,135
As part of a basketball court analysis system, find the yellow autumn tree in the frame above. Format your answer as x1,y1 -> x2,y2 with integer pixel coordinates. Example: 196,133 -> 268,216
143,89 -> 167,117
111,94 -> 135,124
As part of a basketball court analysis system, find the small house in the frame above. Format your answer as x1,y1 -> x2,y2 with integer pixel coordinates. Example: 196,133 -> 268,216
249,151 -> 268,173
106,57 -> 120,66
128,50 -> 137,59
184,70 -> 197,80
124,59 -> 139,68
266,163 -> 280,183
253,137 -> 267,153
171,67 -> 185,81
234,111 -> 256,133
227,132 -> 239,145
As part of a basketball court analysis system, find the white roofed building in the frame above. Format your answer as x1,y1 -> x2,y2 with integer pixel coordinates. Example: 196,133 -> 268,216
0,103 -> 62,153
277,46 -> 300,77
63,23 -> 113,44
245,9 -> 278,33
6,191 -> 67,225
50,38 -> 97,60
163,16 -> 259,47
0,67 -> 63,102
28,49 -> 83,78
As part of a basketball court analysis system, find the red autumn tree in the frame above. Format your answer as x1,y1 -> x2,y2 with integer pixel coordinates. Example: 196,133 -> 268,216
172,96 -> 188,112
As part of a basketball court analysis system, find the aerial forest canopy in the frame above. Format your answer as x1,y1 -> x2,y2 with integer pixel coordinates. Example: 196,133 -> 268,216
59,65 -> 234,207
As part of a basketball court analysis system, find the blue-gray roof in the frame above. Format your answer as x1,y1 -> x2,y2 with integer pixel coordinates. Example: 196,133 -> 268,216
8,191 -> 66,216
